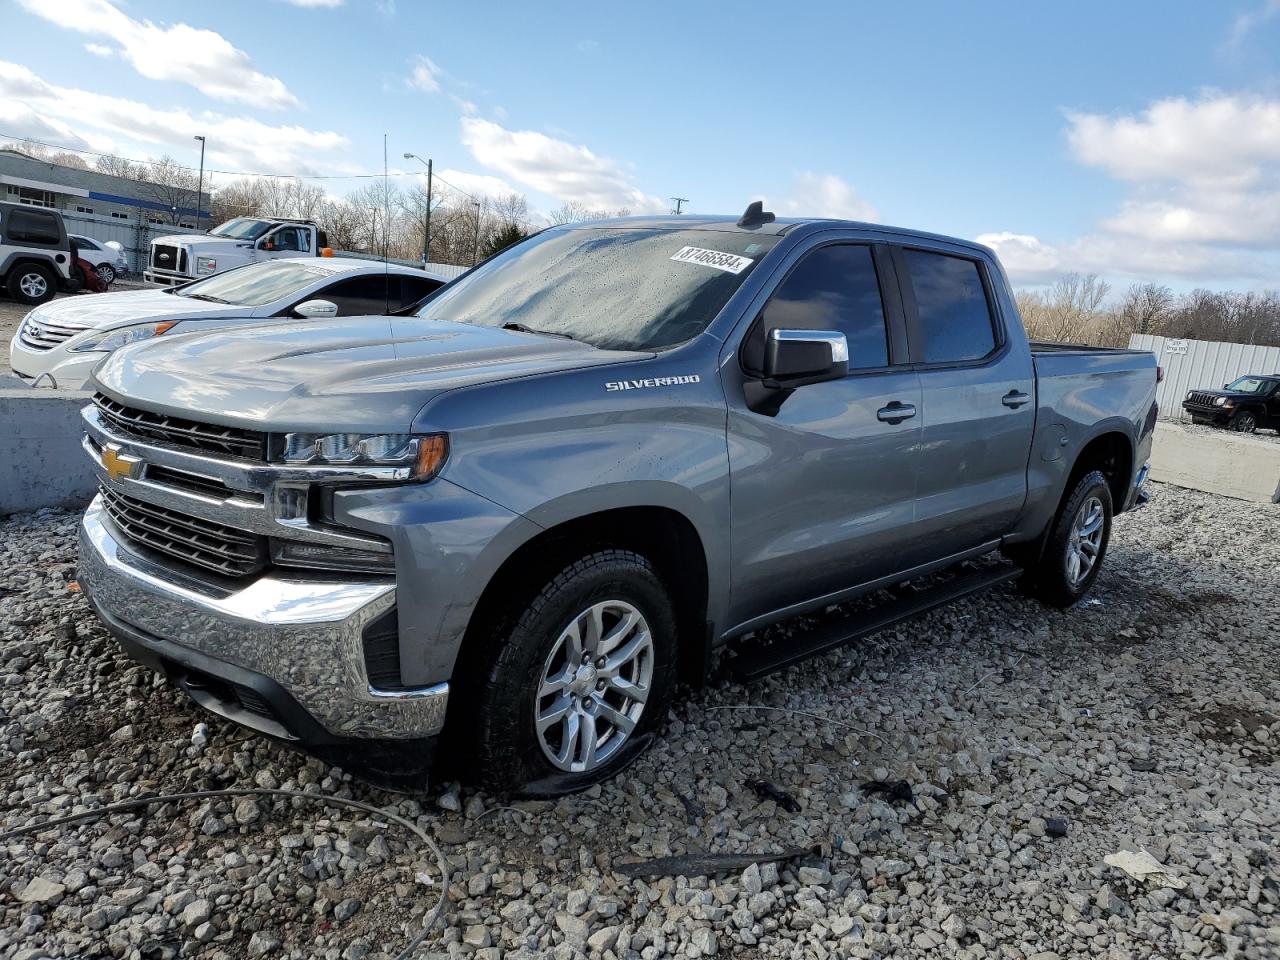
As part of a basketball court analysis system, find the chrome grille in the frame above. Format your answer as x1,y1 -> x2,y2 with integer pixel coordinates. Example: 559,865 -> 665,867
94,393 -> 267,460
18,315 -> 88,352
99,485 -> 267,578
1186,391 -> 1218,406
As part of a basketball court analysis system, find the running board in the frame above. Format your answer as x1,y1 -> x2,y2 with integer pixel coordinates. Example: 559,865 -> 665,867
724,564 -> 1023,683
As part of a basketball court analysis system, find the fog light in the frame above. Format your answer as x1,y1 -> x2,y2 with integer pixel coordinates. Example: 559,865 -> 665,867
270,539 -> 394,573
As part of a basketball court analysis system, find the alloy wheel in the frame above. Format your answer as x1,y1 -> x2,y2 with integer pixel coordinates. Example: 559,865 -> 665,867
19,272 -> 48,299
1066,495 -> 1104,587
534,599 -> 654,773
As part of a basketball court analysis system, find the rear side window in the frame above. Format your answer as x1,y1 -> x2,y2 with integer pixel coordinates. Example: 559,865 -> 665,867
400,275 -> 443,308
904,250 -> 997,363
744,244 -> 889,373
324,275 -> 392,315
5,209 -> 61,246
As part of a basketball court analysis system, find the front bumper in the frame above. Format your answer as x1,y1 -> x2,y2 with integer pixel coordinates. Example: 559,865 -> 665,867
142,268 -> 191,287
79,499 -> 450,741
1182,401 -> 1229,423
7,336 -> 104,390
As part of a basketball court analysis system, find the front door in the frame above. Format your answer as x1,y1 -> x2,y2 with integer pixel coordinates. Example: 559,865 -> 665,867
724,240 -> 923,632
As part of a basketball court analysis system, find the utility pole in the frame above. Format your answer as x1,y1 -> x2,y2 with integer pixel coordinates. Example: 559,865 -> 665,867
670,197 -> 689,214
403,152 -> 433,264
193,135 -> 206,229
471,200 -> 481,265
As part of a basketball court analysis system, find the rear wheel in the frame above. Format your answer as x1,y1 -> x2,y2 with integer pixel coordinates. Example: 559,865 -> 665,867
1229,411 -> 1258,433
1020,470 -> 1113,609
7,263 -> 56,304
464,550 -> 677,795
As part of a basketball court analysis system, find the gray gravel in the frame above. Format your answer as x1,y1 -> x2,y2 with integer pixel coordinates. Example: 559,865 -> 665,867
1,481 -> 1278,959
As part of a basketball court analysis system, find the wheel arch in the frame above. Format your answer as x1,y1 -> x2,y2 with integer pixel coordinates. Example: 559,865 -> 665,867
1065,427 -> 1134,510
458,503 -> 713,689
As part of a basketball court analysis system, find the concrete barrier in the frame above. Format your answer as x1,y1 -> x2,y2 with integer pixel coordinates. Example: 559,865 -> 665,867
1150,422 -> 1280,503
0,389 -> 96,515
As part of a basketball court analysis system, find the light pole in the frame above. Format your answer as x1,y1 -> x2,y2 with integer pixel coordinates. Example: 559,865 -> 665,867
193,135 -> 206,230
471,200 -> 481,265
403,152 -> 432,264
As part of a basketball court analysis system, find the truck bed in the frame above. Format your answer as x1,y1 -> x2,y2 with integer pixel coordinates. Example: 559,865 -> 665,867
1029,340 -> 1151,357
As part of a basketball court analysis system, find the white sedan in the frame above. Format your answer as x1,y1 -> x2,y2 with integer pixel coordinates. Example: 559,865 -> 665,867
9,257 -> 449,389
69,234 -> 130,285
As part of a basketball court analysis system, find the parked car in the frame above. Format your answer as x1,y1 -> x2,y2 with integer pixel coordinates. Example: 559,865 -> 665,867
10,257 -> 448,389
0,201 -> 77,304
77,208 -> 1157,792
1182,375 -> 1280,433
69,233 -> 130,285
144,217 -> 330,286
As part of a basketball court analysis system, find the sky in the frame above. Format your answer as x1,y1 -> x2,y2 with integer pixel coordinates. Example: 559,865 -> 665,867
2,0 -> 1280,292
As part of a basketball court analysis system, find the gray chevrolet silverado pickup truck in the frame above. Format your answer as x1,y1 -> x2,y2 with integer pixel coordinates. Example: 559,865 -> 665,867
78,206 -> 1157,792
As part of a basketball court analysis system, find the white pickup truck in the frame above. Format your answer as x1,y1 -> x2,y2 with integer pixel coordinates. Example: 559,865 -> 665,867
143,217 -> 331,286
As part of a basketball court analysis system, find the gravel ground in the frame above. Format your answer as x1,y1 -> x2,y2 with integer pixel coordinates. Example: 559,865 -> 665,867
1,481 -> 1277,960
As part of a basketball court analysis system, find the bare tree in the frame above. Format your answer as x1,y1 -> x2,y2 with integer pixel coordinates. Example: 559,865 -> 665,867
1120,282 -> 1174,337
136,155 -> 202,224
94,154 -> 146,180
1017,273 -> 1111,343
546,201 -> 631,225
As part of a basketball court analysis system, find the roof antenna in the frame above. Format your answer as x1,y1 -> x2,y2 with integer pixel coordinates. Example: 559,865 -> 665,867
737,200 -> 775,228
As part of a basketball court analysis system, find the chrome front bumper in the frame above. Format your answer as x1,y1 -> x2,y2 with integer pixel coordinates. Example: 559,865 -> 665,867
79,499 -> 449,740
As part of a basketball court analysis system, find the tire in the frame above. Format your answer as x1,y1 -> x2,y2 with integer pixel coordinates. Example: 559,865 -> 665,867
1021,470 -> 1113,609
1229,411 -> 1258,433
464,549 -> 677,795
6,263 -> 56,305
96,263 -> 116,286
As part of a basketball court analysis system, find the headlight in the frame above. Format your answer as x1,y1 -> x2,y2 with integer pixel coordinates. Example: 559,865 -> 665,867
196,256 -> 217,274
1213,396 -> 1228,407
69,321 -> 178,353
278,432 -> 448,478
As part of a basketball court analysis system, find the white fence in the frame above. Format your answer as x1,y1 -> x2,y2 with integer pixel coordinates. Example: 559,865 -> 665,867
1129,333 -> 1280,420
61,211 -> 204,276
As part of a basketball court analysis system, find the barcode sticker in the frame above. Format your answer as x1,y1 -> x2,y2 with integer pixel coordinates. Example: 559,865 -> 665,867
670,246 -> 753,275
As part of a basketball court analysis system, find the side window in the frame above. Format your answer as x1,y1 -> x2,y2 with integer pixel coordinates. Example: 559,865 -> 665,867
7,209 -> 61,246
322,276 -> 392,316
903,250 -> 997,363
400,276 -> 443,308
744,244 -> 889,374
270,227 -> 307,252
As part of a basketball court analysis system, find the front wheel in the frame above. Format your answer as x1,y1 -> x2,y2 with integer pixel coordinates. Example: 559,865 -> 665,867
96,263 -> 116,286
7,263 -> 56,304
465,550 -> 677,795
1021,470 -> 1113,609
1229,411 -> 1258,433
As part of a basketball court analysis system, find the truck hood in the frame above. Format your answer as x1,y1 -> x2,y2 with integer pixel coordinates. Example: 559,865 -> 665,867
26,289 -> 251,331
93,315 -> 647,432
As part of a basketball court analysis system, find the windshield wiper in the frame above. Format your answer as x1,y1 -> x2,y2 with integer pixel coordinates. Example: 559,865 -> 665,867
502,321 -> 574,340
183,293 -> 232,304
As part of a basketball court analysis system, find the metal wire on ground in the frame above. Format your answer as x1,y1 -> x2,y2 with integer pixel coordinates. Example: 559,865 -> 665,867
0,788 -> 449,960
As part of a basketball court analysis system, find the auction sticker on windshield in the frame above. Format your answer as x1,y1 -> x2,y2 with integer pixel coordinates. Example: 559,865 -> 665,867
670,246 -> 753,275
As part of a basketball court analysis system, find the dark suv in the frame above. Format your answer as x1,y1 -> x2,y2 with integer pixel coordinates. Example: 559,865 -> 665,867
1183,374 -> 1280,433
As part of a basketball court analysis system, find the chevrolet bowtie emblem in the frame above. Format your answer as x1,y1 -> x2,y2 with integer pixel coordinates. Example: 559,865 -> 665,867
101,444 -> 141,482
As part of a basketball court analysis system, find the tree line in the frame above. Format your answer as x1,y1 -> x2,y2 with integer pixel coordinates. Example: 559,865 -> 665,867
1016,275 -> 1280,349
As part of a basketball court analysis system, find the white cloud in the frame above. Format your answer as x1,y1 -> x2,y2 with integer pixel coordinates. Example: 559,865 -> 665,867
778,172 -> 878,222
84,42 -> 115,57
406,55 -> 443,94
0,60 -> 347,174
14,0 -> 299,110
459,117 -> 665,212
0,101 -> 95,151
435,168 -> 519,200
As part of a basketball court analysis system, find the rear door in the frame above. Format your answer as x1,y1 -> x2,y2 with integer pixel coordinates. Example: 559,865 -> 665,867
893,245 -> 1035,557
723,238 -> 923,630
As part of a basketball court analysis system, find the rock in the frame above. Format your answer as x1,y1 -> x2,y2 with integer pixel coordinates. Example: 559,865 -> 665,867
181,899 -> 212,927
233,797 -> 261,825
690,928 -> 718,956
17,876 -> 65,904
436,783 -> 462,812
247,931 -> 280,956
588,926 -> 620,952
333,898 -> 361,922
1044,817 -> 1069,838
463,924 -> 492,947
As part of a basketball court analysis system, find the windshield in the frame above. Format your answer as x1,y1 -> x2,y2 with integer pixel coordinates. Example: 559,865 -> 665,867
176,260 -> 339,306
416,226 -> 779,351
208,218 -> 272,240
1225,376 -> 1274,394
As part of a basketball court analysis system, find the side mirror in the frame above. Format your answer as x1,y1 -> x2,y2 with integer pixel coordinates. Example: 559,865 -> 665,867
294,299 -> 338,319
764,329 -> 849,386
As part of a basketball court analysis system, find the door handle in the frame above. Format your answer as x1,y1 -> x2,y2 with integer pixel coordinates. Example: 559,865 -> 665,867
877,401 -> 916,424
1002,390 -> 1032,409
